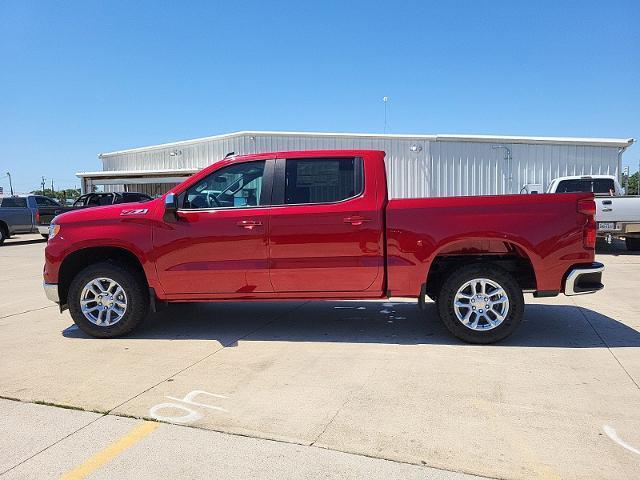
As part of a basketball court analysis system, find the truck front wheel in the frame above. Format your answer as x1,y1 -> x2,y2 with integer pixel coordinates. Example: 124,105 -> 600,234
437,264 -> 524,344
68,262 -> 149,338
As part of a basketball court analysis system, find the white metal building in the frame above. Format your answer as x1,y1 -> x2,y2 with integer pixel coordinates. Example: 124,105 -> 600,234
77,131 -> 634,198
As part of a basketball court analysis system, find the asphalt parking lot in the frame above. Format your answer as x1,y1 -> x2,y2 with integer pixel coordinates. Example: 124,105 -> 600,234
1,235 -> 639,479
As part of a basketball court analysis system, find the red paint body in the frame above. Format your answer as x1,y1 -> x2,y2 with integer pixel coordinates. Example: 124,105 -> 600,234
44,150 -> 596,303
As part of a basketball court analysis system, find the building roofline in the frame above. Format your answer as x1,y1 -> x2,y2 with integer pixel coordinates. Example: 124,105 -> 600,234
76,168 -> 200,178
98,130 -> 635,157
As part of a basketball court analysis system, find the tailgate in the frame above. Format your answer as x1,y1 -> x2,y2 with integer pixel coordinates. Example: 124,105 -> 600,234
595,197 -> 640,224
37,206 -> 73,226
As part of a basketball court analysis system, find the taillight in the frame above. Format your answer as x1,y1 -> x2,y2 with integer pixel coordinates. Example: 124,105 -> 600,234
35,210 -> 40,222
577,197 -> 596,249
577,198 -> 596,216
584,217 -> 596,249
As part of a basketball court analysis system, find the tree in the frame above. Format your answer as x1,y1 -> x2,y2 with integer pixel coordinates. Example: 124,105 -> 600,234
621,172 -> 639,195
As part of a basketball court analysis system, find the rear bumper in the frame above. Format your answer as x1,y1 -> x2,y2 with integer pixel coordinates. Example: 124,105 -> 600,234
43,282 -> 59,303
564,262 -> 604,296
37,225 -> 49,235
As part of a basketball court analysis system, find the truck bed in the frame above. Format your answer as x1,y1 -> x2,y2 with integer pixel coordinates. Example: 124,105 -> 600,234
385,192 -> 594,296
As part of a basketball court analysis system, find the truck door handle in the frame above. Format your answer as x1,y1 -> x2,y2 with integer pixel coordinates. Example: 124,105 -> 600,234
343,216 -> 371,226
602,200 -> 612,205
236,220 -> 262,229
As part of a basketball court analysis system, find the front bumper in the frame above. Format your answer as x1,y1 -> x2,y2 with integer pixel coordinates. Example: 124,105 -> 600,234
37,225 -> 49,235
43,282 -> 59,303
564,262 -> 604,296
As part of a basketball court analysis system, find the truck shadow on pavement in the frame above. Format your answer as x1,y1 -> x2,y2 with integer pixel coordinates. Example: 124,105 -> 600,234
596,238 -> 640,256
62,301 -> 640,348
2,238 -> 47,247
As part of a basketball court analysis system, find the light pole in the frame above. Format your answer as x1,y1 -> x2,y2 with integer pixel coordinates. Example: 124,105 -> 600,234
6,172 -> 13,195
383,96 -> 389,133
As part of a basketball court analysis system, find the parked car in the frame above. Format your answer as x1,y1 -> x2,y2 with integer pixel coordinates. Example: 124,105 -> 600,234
546,175 -> 640,250
72,192 -> 152,208
43,150 -> 603,343
0,195 -> 73,244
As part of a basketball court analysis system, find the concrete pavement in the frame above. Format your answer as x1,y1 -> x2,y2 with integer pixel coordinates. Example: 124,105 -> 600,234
1,399 -> 481,480
1,235 -> 639,479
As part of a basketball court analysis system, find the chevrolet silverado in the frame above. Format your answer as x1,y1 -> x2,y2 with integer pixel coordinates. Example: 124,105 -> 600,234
43,150 -> 604,343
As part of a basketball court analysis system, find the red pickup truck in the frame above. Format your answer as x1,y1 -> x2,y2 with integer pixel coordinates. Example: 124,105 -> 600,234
43,150 -> 603,343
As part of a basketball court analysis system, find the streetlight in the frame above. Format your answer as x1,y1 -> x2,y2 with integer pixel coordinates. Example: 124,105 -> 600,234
6,172 -> 13,195
383,96 -> 389,133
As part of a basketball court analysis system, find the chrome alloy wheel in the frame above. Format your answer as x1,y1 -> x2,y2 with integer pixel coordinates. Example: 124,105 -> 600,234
453,278 -> 509,331
80,278 -> 128,326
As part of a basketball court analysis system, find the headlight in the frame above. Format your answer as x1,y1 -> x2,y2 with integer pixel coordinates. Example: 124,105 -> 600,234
48,223 -> 61,241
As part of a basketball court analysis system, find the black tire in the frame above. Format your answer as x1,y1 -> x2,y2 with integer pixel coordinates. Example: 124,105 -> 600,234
0,226 -> 5,245
437,264 -> 524,344
625,237 -> 640,252
68,262 -> 149,338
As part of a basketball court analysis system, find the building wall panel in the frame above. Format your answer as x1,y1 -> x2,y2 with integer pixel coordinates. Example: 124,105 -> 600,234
98,133 -> 624,198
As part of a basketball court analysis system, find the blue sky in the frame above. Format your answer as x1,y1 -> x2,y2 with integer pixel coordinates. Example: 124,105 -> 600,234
1,0 -> 638,193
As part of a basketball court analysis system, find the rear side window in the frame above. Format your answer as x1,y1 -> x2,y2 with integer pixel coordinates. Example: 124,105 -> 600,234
284,158 -> 363,205
0,197 -> 27,208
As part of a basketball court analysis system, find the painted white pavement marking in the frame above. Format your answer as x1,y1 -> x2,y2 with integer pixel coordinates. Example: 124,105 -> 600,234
603,425 -> 640,456
149,390 -> 228,424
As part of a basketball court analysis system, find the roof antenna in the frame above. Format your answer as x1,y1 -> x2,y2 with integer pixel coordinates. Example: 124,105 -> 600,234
224,151 -> 235,159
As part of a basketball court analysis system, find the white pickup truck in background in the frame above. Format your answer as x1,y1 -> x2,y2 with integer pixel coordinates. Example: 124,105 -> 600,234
547,175 -> 640,251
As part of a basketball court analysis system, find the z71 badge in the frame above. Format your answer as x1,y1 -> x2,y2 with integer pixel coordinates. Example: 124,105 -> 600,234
120,208 -> 149,216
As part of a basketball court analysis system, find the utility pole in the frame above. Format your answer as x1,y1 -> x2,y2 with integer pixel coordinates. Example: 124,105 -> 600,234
51,178 -> 54,193
6,172 -> 13,195
383,96 -> 389,133
41,176 -> 46,194
624,166 -> 629,194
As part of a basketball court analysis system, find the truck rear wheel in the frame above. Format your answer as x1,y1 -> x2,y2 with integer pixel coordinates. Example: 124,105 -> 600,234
625,237 -> 640,251
68,262 -> 149,338
437,264 -> 524,344
0,225 -> 5,245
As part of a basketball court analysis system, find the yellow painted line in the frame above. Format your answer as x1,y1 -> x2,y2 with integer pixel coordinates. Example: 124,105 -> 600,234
59,421 -> 160,480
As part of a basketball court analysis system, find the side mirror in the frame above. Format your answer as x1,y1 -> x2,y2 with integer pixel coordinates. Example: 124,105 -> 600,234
164,193 -> 178,219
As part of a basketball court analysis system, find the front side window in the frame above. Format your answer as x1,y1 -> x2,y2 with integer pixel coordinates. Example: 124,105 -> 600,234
284,158 -> 362,205
183,160 -> 266,209
35,196 -> 60,207
73,196 -> 88,207
87,194 -> 112,206
122,193 -> 152,203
